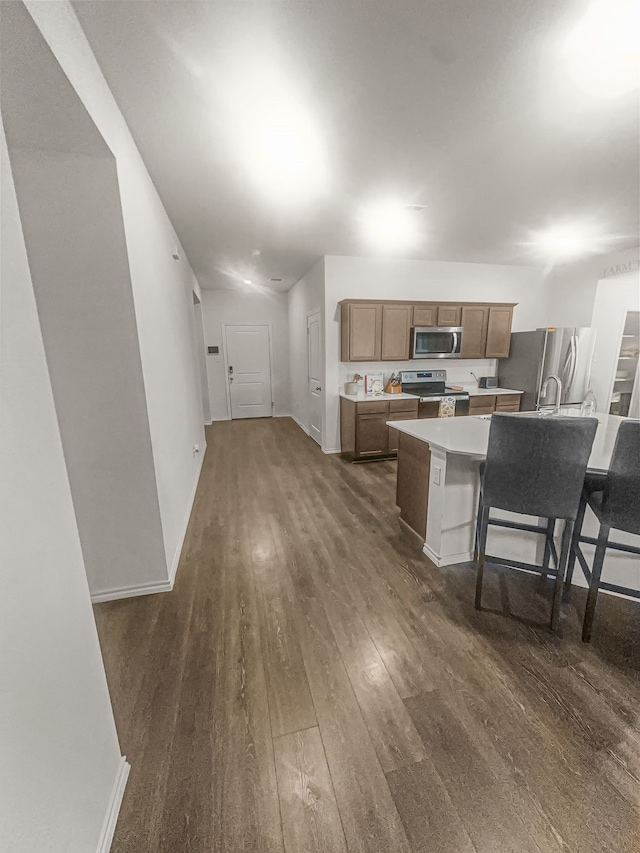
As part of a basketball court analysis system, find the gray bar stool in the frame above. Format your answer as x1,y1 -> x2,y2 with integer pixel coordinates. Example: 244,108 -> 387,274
475,413 -> 598,630
565,420 -> 640,642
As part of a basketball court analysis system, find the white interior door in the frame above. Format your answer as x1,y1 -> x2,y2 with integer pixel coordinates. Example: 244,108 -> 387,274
307,311 -> 322,445
225,325 -> 273,419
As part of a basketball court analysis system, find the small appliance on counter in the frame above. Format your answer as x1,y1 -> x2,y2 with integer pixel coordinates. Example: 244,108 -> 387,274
400,370 -> 470,417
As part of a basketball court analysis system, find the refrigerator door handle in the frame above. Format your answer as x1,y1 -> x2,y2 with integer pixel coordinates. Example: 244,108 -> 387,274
569,335 -> 579,392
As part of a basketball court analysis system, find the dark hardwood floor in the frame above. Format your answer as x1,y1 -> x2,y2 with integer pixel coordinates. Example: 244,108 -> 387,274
94,417 -> 640,853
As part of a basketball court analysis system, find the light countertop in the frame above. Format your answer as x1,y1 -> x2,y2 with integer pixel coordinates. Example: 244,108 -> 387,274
465,387 -> 523,396
340,391 -> 419,401
387,412 -> 631,472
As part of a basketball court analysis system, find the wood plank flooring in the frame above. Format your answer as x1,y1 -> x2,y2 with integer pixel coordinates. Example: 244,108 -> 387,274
94,417 -> 640,853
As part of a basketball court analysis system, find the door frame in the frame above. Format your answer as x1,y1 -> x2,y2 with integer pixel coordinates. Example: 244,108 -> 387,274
222,323 -> 275,420
306,309 -> 323,445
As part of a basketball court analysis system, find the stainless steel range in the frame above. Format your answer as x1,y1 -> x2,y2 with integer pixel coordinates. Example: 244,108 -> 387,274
400,370 -> 470,417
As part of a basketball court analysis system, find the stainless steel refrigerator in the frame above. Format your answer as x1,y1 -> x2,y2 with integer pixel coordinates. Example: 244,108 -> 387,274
498,328 -> 597,412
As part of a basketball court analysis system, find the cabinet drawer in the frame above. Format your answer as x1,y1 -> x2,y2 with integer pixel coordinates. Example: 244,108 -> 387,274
470,406 -> 495,416
389,398 -> 419,413
469,395 -> 496,410
356,400 -> 389,414
495,394 -> 521,411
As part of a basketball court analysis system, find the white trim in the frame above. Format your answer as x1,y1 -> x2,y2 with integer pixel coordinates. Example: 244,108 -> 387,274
290,413 -> 310,435
322,446 -> 341,455
210,416 -> 230,422
96,756 -> 130,853
168,441 -> 207,586
423,543 -> 473,567
91,578 -> 173,604
91,443 -> 207,603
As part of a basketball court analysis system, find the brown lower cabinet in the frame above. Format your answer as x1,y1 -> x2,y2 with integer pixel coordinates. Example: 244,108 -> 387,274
341,393 -> 521,460
468,393 -> 521,416
340,397 -> 419,459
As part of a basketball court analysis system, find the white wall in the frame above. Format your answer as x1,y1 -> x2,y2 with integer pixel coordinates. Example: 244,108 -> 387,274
1,119 -> 124,853
288,258 -> 325,436
589,272 -> 640,414
323,255 -> 553,452
24,0 -> 206,592
202,288 -> 291,420
549,246 -> 640,328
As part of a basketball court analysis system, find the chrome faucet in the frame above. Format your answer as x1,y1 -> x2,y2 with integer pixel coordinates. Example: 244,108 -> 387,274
541,374 -> 563,416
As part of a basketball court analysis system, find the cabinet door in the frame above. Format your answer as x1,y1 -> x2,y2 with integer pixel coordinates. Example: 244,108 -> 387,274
437,305 -> 462,326
412,305 -> 437,326
381,304 -> 412,360
485,306 -> 514,358
495,393 -> 521,412
355,413 -> 389,456
346,303 -> 382,361
460,306 -> 489,359
469,394 -> 496,415
387,412 -> 417,453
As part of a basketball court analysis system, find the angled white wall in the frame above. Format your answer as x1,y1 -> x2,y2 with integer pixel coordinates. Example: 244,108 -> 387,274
0,119 -> 125,853
19,0 -> 207,597
287,258 -> 325,438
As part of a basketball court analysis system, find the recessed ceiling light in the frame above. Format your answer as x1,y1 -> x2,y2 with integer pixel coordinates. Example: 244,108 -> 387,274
242,279 -> 253,285
358,199 -> 425,253
251,249 -> 262,257
563,0 -> 640,98
523,220 -> 618,262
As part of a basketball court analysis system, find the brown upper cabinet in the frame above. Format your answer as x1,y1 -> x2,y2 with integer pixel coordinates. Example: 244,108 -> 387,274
381,304 -> 412,360
485,306 -> 514,358
412,305 -> 437,326
340,300 -> 516,362
437,305 -> 462,326
341,302 -> 382,361
460,305 -> 489,359
411,304 -> 462,327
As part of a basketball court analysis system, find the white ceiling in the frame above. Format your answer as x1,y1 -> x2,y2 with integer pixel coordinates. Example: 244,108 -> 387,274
72,1 -> 639,291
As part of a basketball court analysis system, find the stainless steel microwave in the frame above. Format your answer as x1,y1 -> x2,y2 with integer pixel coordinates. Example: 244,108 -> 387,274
411,326 -> 463,359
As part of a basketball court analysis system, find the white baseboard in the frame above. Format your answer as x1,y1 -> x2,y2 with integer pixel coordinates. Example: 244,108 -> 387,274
168,441 -> 207,586
322,446 -> 341,454
91,578 -> 173,603
210,416 -> 230,422
423,543 -> 473,567
96,756 -> 130,853
91,444 -> 207,603
290,413 -> 310,435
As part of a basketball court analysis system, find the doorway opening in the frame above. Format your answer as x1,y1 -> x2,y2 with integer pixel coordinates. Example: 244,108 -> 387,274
307,311 -> 322,445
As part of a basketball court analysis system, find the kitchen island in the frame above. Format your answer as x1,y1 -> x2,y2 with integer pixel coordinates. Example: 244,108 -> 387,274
389,413 -> 640,592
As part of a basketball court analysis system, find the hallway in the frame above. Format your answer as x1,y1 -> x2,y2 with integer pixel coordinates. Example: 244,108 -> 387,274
95,418 -> 640,853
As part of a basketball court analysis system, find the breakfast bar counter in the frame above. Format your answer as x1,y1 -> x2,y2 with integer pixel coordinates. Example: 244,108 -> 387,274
389,413 -> 640,591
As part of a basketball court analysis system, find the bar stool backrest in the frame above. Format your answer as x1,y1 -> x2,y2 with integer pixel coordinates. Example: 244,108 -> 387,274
601,420 -> 640,536
482,414 -> 598,520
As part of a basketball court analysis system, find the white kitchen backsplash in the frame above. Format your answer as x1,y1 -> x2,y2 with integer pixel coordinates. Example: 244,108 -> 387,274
340,358 -> 498,391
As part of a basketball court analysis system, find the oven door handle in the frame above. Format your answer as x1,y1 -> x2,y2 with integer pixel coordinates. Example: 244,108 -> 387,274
451,332 -> 459,354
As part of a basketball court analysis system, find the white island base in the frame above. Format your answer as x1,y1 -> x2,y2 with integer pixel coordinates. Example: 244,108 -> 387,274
391,414 -> 640,594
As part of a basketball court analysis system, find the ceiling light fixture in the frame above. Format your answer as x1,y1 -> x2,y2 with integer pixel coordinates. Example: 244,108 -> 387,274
242,279 -> 253,285
523,220 -> 618,262
220,61 -> 330,204
563,0 -> 640,98
358,200 -> 425,253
